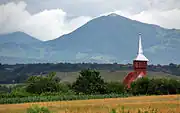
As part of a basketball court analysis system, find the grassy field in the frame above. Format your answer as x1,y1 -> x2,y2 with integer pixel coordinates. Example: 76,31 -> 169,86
0,95 -> 179,113
55,70 -> 180,83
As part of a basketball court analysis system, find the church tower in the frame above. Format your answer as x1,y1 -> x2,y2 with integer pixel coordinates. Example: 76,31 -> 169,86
123,33 -> 149,88
133,33 -> 149,77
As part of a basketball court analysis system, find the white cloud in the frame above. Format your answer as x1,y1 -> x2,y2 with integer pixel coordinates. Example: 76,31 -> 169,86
129,9 -> 180,29
0,1 -> 30,34
21,9 -> 91,41
0,1 -> 91,41
63,16 -> 92,35
1,1 -> 180,41
101,8 -> 180,29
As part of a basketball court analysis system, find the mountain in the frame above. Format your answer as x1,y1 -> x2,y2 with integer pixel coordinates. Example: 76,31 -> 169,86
0,32 -> 41,44
46,13 -> 180,64
0,32 -> 49,64
1,14 -> 180,64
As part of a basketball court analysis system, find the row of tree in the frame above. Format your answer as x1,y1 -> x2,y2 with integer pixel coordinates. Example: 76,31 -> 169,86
0,63 -> 180,84
0,63 -> 133,84
1,69 -> 179,98
25,69 -> 180,95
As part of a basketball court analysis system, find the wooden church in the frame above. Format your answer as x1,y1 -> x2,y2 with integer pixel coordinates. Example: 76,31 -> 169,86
123,33 -> 149,88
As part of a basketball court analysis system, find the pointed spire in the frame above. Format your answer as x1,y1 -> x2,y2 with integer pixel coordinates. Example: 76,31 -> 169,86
134,33 -> 149,61
138,33 -> 143,54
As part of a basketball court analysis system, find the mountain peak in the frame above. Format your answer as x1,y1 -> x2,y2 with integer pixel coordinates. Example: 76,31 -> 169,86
107,13 -> 119,17
0,32 -> 41,44
46,13 -> 180,64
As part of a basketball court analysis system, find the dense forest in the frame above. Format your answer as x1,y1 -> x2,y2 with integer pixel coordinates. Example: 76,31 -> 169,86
0,63 -> 180,84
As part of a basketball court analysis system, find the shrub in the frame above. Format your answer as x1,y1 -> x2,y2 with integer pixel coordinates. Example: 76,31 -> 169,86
26,72 -> 62,94
110,108 -> 117,113
130,77 -> 150,95
130,77 -> 180,95
0,94 -> 129,104
26,105 -> 51,113
106,82 -> 125,94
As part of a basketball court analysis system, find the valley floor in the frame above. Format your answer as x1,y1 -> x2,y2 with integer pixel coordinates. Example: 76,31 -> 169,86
0,95 -> 179,113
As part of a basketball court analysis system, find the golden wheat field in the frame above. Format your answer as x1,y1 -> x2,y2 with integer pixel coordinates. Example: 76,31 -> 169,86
0,95 -> 179,113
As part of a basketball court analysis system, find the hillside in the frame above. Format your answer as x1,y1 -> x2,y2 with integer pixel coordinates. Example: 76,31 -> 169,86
0,32 -> 51,64
46,13 -> 180,64
56,70 -> 180,83
0,63 -> 179,84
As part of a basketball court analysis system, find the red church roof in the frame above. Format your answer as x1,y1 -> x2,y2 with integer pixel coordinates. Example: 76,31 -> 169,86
123,71 -> 146,88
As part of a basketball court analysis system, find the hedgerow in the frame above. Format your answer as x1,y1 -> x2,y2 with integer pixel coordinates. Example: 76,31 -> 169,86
0,94 -> 131,104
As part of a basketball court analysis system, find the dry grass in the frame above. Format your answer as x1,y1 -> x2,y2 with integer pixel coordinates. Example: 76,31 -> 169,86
0,95 -> 179,113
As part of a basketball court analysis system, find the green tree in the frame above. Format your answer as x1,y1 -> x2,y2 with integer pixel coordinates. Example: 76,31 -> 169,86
130,77 -> 180,95
106,82 -> 125,94
72,69 -> 107,94
167,79 -> 180,94
26,72 -> 61,94
147,78 -> 180,95
130,77 -> 150,95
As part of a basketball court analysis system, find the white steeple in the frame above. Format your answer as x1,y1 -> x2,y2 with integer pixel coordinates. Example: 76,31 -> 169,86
134,33 -> 149,61
138,33 -> 143,54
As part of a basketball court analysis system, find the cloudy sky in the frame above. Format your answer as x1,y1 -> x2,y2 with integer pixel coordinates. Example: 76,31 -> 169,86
0,0 -> 180,41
